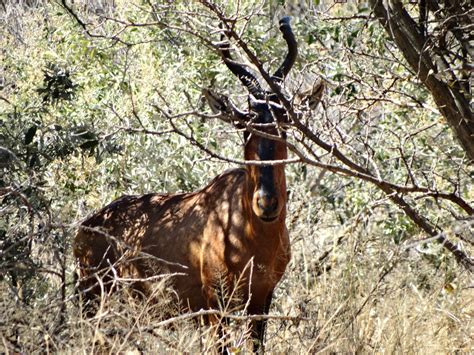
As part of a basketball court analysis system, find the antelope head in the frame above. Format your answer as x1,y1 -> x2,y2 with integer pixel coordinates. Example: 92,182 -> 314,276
204,17 -> 299,222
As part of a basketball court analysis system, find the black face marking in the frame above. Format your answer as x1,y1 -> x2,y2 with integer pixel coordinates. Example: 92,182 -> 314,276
254,105 -> 277,196
257,135 -> 275,161
258,164 -> 276,197
257,139 -> 276,199
244,98 -> 289,219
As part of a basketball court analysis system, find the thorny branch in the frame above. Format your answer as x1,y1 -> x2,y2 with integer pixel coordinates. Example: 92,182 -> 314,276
201,2 -> 474,271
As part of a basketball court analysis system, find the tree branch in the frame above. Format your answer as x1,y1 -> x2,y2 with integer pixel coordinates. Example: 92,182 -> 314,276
369,0 -> 474,161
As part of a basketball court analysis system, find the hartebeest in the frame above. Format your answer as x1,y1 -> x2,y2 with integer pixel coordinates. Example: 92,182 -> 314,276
74,17 -> 307,351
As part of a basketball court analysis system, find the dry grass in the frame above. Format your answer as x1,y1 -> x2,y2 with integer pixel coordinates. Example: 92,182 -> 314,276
2,186 -> 472,353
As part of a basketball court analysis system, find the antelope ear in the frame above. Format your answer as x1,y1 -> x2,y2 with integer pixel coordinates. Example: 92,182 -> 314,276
202,88 -> 230,114
295,78 -> 325,110
202,88 -> 249,127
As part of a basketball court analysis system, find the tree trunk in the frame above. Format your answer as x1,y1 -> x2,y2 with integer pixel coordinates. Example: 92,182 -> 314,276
369,0 -> 474,161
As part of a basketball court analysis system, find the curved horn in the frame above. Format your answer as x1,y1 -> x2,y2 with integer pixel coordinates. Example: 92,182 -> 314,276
272,16 -> 297,84
218,31 -> 264,99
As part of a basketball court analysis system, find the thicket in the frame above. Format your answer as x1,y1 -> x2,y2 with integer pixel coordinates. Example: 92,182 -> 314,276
1,0 -> 472,352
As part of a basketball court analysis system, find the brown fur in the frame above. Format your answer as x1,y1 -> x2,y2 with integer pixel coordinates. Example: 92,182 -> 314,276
74,164 -> 290,316
74,16 -> 299,350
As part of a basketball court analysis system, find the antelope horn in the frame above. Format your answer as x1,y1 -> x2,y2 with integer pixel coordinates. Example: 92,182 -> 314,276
272,16 -> 297,84
218,30 -> 264,99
